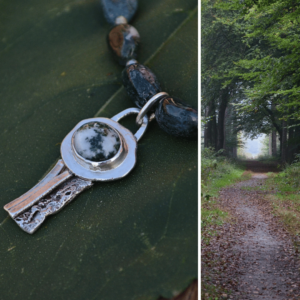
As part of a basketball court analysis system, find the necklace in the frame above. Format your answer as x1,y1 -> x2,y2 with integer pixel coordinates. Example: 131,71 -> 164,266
3,0 -> 198,234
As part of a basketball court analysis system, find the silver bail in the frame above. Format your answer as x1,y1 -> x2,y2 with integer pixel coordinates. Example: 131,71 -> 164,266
135,92 -> 169,125
111,107 -> 149,141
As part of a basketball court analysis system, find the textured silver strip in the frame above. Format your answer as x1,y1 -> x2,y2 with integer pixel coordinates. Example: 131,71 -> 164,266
4,159 -> 72,218
13,176 -> 93,234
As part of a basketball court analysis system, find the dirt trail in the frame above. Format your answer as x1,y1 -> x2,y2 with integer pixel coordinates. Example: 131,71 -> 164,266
202,165 -> 300,299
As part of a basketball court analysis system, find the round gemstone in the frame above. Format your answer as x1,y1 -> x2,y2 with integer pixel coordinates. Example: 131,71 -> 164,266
73,122 -> 121,162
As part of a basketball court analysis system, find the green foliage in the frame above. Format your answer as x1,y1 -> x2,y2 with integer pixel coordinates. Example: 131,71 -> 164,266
273,155 -> 300,189
201,147 -> 219,187
264,159 -> 300,236
218,0 -> 300,121
201,148 -> 245,196
202,0 -> 300,163
201,0 -> 275,152
201,0 -> 245,112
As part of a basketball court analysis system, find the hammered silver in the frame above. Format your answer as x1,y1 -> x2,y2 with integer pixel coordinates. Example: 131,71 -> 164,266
14,177 -> 93,234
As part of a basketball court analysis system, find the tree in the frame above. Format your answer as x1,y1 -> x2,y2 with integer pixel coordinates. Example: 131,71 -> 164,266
201,0 -> 247,154
202,0 -> 300,163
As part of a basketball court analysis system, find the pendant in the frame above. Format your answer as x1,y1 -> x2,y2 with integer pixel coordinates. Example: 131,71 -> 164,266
3,108 -> 149,234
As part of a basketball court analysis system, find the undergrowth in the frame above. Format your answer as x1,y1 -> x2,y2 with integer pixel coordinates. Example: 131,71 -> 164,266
201,148 -> 248,230
265,155 -> 300,237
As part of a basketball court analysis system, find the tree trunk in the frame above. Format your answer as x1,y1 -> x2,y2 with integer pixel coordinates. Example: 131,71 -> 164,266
269,133 -> 272,156
212,113 -> 217,150
204,101 -> 218,149
223,106 -> 229,151
268,102 -> 278,157
204,106 -> 209,148
295,125 -> 300,156
232,147 -> 237,158
288,124 -> 294,163
281,120 -> 287,164
272,130 -> 277,157
217,88 -> 229,151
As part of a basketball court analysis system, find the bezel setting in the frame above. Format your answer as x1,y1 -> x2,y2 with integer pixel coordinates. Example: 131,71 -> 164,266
61,117 -> 137,181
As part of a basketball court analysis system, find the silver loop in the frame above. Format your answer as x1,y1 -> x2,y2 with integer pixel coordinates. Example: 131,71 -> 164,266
136,92 -> 169,125
111,107 -> 149,142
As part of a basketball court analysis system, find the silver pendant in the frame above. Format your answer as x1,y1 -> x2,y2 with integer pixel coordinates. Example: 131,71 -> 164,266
3,108 -> 149,234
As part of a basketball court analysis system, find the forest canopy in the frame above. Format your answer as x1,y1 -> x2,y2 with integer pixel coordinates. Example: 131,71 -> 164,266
201,0 -> 300,163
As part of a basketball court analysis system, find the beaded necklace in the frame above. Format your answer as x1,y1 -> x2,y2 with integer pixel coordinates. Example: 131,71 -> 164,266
3,0 -> 198,234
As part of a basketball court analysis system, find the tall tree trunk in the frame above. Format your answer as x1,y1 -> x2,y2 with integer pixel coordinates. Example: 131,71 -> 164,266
212,113 -> 217,150
204,106 -> 209,148
231,106 -> 238,158
295,125 -> 300,156
272,130 -> 277,157
232,147 -> 237,158
268,102 -> 277,157
223,106 -> 229,151
204,101 -> 217,149
281,120 -> 287,164
288,124 -> 294,163
269,133 -> 272,156
217,88 -> 229,151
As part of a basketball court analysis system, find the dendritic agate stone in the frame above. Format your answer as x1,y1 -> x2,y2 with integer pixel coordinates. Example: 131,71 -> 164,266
73,122 -> 121,162
122,63 -> 161,108
155,96 -> 198,139
101,0 -> 138,25
107,24 -> 140,66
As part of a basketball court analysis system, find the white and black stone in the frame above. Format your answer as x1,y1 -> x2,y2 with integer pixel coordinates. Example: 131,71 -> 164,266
73,122 -> 121,162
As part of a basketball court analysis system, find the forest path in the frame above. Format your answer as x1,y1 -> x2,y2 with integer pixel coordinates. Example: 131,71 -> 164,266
202,168 -> 300,299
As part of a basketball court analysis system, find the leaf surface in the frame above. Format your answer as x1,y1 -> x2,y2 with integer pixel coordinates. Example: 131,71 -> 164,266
0,1 -> 198,299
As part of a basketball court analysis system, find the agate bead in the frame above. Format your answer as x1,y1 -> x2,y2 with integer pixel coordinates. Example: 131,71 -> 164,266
155,96 -> 198,139
73,122 -> 121,162
101,0 -> 138,25
107,24 -> 140,66
122,63 -> 161,108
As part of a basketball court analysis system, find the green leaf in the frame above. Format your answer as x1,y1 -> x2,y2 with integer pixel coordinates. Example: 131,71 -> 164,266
0,0 -> 198,299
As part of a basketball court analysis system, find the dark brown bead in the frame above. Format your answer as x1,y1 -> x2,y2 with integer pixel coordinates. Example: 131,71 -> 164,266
107,24 -> 140,66
155,96 -> 198,139
122,63 -> 161,108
